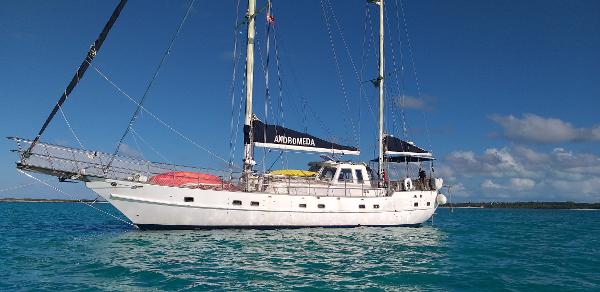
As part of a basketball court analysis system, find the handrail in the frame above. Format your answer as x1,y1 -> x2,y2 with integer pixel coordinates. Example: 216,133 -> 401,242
10,137 -> 433,196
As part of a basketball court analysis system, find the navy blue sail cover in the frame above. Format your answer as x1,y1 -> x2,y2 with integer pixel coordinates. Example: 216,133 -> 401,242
244,120 -> 359,155
383,135 -> 430,155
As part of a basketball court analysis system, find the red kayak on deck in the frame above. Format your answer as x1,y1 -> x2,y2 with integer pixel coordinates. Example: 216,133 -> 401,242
149,171 -> 223,187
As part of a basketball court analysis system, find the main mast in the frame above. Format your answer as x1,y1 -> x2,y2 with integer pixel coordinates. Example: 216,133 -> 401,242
243,0 -> 256,174
377,0 -> 385,184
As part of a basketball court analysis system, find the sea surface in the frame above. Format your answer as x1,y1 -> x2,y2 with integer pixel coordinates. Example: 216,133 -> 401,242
0,203 -> 598,291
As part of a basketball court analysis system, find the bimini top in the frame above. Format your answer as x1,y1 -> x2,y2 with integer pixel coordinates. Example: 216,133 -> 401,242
245,120 -> 360,155
377,135 -> 434,162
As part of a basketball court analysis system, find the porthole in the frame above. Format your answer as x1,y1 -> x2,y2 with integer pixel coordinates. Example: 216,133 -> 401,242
359,204 -> 365,209
318,204 -> 325,209
373,204 -> 380,209
184,197 -> 194,202
232,200 -> 242,206
414,202 -> 419,207
299,203 -> 307,208
251,201 -> 259,206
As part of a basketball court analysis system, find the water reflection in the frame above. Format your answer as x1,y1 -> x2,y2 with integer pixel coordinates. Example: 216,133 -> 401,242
88,226 -> 447,290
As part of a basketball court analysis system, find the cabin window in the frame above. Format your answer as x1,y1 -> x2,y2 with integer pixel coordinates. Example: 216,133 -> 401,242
355,170 -> 364,184
338,169 -> 353,183
427,202 -> 431,206
373,204 -> 380,209
359,204 -> 365,209
184,197 -> 194,202
232,200 -> 242,206
319,167 -> 337,181
251,201 -> 259,206
414,202 -> 419,207
299,203 -> 307,208
318,204 -> 325,209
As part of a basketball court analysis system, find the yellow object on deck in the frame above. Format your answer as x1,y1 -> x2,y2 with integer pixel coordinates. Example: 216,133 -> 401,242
269,169 -> 318,177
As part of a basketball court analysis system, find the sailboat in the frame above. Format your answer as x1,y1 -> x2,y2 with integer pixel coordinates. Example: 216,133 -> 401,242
9,0 -> 447,229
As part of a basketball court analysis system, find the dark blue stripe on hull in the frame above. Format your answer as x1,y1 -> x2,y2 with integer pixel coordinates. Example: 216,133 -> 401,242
136,224 -> 422,230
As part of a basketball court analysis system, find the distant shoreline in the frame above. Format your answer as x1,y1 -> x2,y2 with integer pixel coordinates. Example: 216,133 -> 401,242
441,202 -> 600,210
0,198 -> 108,203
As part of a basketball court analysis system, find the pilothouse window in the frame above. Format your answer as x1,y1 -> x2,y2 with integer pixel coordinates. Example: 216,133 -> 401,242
319,167 -> 337,181
355,170 -> 364,184
338,169 -> 353,183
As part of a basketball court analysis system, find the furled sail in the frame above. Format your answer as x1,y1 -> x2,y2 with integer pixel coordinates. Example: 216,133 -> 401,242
245,120 -> 359,155
383,135 -> 433,161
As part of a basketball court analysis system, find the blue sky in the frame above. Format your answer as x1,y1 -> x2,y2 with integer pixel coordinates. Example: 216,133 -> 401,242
1,0 -> 599,202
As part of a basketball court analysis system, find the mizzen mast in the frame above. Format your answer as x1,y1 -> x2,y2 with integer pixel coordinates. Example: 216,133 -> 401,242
243,0 -> 257,174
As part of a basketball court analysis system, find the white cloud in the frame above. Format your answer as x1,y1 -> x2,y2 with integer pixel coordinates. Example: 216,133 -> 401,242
513,145 -> 549,163
490,113 -> 600,144
509,178 -> 536,191
442,145 -> 600,202
481,179 -> 502,189
481,178 -> 535,191
550,177 -> 600,197
447,147 -> 533,178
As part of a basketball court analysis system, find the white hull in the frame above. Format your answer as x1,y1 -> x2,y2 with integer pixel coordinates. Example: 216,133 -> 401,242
86,178 -> 440,229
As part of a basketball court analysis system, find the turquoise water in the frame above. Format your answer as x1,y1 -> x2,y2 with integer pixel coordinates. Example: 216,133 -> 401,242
1,203 -> 598,291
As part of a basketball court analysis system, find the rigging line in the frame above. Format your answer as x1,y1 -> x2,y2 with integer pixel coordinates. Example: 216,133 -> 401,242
363,4 -> 380,154
127,131 -> 145,173
88,62 -> 236,169
266,151 -> 284,172
128,126 -> 145,159
385,3 -> 406,138
0,181 -> 38,193
320,0 -> 358,148
105,0 -> 196,172
272,34 -> 288,168
325,0 -> 366,146
358,2 -> 377,126
383,10 -> 400,138
272,28 -> 285,128
231,64 -> 246,173
270,14 -> 288,168
384,81 -> 400,139
24,0 -> 128,158
254,32 -> 269,173
262,2 -> 273,174
129,126 -> 172,164
18,169 -> 135,227
228,0 -> 243,170
269,30 -> 332,139
399,0 -> 433,152
58,100 -> 85,150
394,0 -> 409,141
